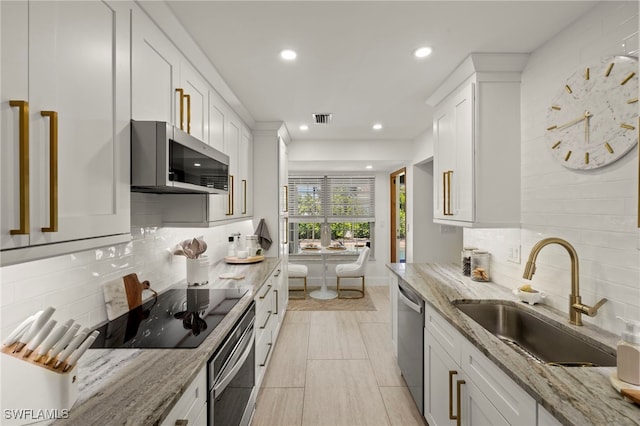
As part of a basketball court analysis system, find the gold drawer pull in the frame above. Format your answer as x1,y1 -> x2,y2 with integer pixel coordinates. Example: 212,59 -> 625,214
259,311 -> 272,329
40,111 -> 58,232
259,342 -> 273,367
9,100 -> 30,235
259,284 -> 272,299
455,379 -> 465,426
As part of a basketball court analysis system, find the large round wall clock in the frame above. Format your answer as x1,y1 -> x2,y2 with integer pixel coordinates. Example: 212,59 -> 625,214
545,55 -> 638,170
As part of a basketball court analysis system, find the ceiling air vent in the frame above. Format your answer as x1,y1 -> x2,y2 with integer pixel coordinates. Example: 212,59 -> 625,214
312,113 -> 332,124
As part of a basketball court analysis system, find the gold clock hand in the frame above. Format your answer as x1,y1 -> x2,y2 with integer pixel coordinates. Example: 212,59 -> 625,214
584,111 -> 592,143
556,113 -> 587,130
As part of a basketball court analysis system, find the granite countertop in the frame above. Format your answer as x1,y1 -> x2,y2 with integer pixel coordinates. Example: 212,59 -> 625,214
53,257 -> 281,426
387,262 -> 640,426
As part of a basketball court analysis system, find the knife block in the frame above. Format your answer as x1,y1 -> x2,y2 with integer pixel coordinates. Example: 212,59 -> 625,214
1,349 -> 78,425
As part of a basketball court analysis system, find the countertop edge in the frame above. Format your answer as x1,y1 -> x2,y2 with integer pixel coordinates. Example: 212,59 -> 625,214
387,262 -> 639,426
52,258 -> 281,426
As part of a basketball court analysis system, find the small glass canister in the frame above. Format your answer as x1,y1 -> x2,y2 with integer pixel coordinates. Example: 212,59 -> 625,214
470,251 -> 490,282
461,247 -> 477,277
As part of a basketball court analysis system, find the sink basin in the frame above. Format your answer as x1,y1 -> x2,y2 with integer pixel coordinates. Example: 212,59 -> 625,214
454,300 -> 616,367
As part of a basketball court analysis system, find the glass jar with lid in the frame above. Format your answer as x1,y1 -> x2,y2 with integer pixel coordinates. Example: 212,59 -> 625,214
461,247 -> 477,277
246,235 -> 261,256
470,251 -> 490,282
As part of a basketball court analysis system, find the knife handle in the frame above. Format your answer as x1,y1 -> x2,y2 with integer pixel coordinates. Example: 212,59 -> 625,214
24,319 -> 57,357
45,323 -> 80,365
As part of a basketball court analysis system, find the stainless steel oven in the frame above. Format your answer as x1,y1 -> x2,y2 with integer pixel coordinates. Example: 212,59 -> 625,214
208,302 -> 255,426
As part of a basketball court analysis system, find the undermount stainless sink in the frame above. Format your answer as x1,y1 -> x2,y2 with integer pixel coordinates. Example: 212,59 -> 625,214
454,300 -> 616,367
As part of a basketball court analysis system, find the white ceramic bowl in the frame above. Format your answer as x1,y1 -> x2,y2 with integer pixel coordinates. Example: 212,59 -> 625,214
513,288 -> 546,305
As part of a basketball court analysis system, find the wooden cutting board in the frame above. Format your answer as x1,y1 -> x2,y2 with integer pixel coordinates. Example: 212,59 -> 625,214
224,255 -> 265,264
621,388 -> 640,405
102,273 -> 152,320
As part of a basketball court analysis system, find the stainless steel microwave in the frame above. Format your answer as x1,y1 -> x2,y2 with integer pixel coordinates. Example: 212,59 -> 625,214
131,121 -> 229,194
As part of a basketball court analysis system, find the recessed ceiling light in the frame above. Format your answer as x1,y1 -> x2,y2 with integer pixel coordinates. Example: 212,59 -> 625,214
280,49 -> 297,60
365,165 -> 373,169
414,46 -> 433,59
372,123 -> 383,131
299,124 -> 309,131
194,163 -> 201,167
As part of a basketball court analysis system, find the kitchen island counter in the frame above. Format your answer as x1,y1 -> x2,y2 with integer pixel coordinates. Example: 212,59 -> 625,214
387,262 -> 639,426
52,258 -> 281,426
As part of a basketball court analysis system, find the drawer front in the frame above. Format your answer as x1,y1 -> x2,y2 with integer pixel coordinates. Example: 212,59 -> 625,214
160,367 -> 207,426
461,342 -> 536,426
425,304 -> 461,364
255,328 -> 273,384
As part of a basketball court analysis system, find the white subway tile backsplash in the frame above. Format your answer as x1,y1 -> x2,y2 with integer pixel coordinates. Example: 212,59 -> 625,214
0,217 -> 257,339
465,1 -> 640,335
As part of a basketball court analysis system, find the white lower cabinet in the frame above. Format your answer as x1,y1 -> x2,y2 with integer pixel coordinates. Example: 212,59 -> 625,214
389,273 -> 398,357
161,367 -> 207,426
255,263 -> 286,389
424,303 -> 536,426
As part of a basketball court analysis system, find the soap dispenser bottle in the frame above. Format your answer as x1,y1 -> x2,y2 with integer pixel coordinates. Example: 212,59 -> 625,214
617,316 -> 640,385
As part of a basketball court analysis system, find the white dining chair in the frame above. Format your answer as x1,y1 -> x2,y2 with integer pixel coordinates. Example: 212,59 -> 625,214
288,263 -> 308,299
335,246 -> 370,299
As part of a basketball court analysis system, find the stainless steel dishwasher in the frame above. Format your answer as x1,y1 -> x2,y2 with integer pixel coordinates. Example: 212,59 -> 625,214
397,280 -> 425,415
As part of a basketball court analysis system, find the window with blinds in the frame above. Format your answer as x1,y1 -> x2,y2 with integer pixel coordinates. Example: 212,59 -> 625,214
288,176 -> 375,256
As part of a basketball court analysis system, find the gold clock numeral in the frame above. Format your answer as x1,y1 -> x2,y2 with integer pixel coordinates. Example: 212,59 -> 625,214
628,98 -> 638,104
585,67 -> 590,80
621,123 -> 636,130
551,105 -> 561,110
564,151 -> 572,161
621,72 -> 635,85
547,125 -> 557,131
605,142 -> 614,154
605,62 -> 614,77
552,141 -> 561,149
585,152 -> 589,164
565,85 -> 573,94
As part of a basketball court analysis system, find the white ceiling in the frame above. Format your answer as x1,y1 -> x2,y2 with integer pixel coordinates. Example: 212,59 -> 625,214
165,0 -> 597,144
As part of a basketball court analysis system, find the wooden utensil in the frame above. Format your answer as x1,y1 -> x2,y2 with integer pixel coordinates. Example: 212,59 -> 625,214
621,388 -> 640,405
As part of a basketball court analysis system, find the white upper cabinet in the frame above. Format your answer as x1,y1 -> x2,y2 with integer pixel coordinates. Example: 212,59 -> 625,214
131,4 -> 254,227
131,6 -> 180,124
428,53 -> 527,227
1,1 -> 131,264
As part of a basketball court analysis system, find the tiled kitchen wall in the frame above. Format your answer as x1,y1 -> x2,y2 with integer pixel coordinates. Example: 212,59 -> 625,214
465,1 -> 640,334
0,193 -> 256,337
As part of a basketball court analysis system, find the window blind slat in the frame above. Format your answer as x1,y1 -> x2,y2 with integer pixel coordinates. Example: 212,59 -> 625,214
288,176 -> 375,222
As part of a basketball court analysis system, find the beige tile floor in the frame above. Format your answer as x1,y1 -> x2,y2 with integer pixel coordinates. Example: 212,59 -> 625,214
251,287 -> 427,426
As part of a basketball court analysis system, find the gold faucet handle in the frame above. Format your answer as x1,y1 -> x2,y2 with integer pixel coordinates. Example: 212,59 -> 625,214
572,298 -> 608,317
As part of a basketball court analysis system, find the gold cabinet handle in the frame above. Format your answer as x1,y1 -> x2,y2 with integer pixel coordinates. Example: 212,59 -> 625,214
184,93 -> 191,134
175,88 -> 184,130
447,171 -> 453,216
442,172 -> 447,216
175,420 -> 188,426
226,175 -> 234,215
40,111 -> 58,232
242,179 -> 247,214
448,370 -> 457,420
283,217 -> 289,244
283,185 -> 288,212
259,311 -> 272,329
455,379 -> 465,426
9,100 -> 30,235
442,170 -> 454,216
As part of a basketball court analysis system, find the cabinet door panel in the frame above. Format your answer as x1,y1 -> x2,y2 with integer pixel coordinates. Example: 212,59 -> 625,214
425,330 -> 457,426
452,83 -> 474,221
463,379 -> 509,426
181,63 -> 208,142
132,7 -> 179,123
31,1 -> 129,245
1,1 -> 29,249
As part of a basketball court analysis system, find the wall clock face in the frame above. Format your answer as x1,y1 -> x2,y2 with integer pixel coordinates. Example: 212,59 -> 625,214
545,55 -> 638,170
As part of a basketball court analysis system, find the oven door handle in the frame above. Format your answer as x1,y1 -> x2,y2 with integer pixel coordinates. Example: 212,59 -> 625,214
398,285 -> 422,314
213,327 -> 255,399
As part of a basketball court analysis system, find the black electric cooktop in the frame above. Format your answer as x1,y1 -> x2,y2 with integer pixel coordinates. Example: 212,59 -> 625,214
91,287 -> 247,349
